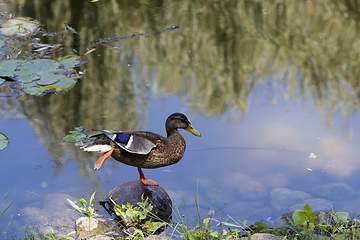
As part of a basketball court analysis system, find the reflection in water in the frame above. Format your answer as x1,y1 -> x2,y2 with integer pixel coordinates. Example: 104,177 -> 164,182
1,0 -> 360,235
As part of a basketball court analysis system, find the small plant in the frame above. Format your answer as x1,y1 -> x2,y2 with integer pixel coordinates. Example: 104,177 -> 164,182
111,194 -> 167,238
171,184 -> 237,240
71,191 -> 99,218
292,204 -> 318,232
21,223 -> 72,240
0,189 -> 12,218
249,204 -> 360,239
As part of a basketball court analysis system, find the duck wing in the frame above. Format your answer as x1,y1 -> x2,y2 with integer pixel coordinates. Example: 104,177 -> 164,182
97,130 -> 157,155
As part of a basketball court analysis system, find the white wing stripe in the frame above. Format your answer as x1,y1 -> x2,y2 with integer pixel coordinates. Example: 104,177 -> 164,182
82,145 -> 112,152
125,135 -> 134,149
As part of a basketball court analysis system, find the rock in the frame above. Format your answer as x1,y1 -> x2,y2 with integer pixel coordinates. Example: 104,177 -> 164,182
21,193 -> 79,227
270,188 -> 312,210
312,182 -> 354,199
222,173 -> 268,199
244,233 -> 283,240
290,198 -> 333,212
101,181 -> 172,222
76,217 -> 108,239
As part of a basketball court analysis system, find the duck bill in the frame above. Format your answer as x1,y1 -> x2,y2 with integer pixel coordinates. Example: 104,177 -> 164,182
185,124 -> 201,137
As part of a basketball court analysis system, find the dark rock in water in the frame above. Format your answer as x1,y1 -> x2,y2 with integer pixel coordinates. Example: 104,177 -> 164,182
100,180 -> 172,222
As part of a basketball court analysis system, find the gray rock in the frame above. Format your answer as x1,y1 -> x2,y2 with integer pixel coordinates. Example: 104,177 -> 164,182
244,233 -> 283,240
270,188 -> 312,210
312,182 -> 354,199
290,198 -> 333,212
76,217 -> 108,239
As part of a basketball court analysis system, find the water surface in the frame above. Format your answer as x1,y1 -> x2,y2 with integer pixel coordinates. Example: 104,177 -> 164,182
1,0 -> 360,237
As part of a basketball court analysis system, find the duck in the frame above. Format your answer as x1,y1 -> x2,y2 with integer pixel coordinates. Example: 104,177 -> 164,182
81,113 -> 201,186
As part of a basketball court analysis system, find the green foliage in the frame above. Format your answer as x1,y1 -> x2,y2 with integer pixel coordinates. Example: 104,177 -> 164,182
0,57 -> 82,96
171,187 -> 244,240
111,194 -> 167,238
0,132 -> 9,151
251,204 -> 360,239
73,191 -> 99,218
0,17 -> 41,37
0,190 -> 12,218
62,126 -> 100,143
292,204 -> 318,231
20,223 -> 72,240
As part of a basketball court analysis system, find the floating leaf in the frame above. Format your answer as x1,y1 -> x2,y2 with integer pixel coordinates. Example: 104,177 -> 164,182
0,59 -> 22,77
16,59 -> 64,85
309,152 -> 317,159
0,132 -> 9,150
43,77 -> 77,91
0,57 -> 83,95
62,127 -> 88,143
23,81 -> 46,96
40,181 -> 47,188
58,56 -> 84,70
1,17 -> 41,36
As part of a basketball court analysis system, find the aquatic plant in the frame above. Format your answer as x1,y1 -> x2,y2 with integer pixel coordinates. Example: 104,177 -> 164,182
111,194 -> 167,238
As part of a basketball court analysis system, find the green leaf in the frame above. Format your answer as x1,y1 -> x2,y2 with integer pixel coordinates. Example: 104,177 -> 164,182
0,17 -> 41,36
23,81 -> 46,95
254,221 -> 269,230
78,198 -> 87,207
0,59 -> 22,77
42,77 -> 77,91
58,56 -> 84,70
89,192 -> 96,207
308,215 -> 317,221
303,204 -> 312,216
292,210 -> 305,223
61,131 -> 87,143
0,132 -> 9,150
336,212 -> 348,222
298,211 -> 307,220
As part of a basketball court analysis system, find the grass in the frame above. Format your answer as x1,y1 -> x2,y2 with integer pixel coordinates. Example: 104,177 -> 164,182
3,189 -> 360,239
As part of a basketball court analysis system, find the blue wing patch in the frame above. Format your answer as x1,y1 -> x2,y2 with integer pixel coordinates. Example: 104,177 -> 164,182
115,134 -> 130,143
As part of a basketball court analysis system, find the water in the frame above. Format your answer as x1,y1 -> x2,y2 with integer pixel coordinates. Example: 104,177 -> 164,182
1,0 -> 360,238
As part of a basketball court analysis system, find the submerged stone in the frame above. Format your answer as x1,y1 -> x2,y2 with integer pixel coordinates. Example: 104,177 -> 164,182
76,217 -> 108,239
100,180 -> 172,222
270,188 -> 312,210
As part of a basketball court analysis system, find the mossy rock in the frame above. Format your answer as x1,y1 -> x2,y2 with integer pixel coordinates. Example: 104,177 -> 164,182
101,180 -> 172,222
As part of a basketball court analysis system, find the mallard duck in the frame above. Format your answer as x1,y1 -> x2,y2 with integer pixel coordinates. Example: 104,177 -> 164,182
82,113 -> 201,186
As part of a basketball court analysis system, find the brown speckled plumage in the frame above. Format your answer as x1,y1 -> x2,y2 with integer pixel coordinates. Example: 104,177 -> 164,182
84,113 -> 201,170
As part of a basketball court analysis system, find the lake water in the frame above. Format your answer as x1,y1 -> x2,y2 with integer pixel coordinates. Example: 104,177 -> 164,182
1,0 -> 360,238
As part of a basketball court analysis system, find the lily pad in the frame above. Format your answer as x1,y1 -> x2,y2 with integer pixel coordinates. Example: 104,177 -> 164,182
23,81 -> 46,96
62,126 -> 101,143
0,59 -> 21,77
1,17 -> 41,37
16,59 -> 65,85
43,77 -> 77,92
62,127 -> 88,143
0,56 -> 83,96
0,132 -> 9,150
58,55 -> 84,70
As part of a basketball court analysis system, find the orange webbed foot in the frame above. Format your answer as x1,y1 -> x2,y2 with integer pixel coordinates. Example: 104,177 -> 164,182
137,167 -> 158,186
94,145 -> 115,170
140,178 -> 158,186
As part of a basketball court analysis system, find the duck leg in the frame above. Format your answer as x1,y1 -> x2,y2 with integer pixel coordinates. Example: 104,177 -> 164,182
94,145 -> 115,170
137,167 -> 158,186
